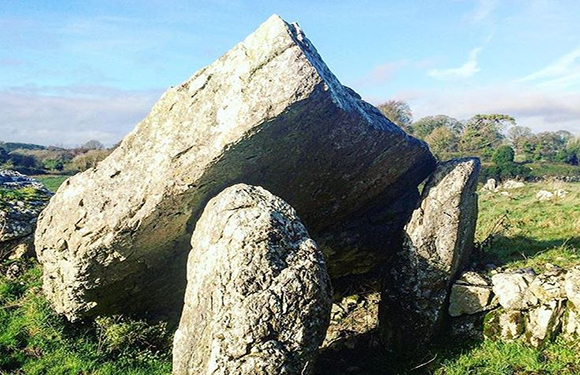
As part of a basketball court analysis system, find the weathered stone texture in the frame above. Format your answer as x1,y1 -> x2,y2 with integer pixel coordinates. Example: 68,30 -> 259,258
35,15 -> 434,321
380,158 -> 480,351
172,184 -> 331,375
0,170 -> 51,259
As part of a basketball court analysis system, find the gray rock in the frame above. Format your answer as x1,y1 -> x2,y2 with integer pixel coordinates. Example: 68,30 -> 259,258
563,305 -> 580,339
380,158 -> 480,351
492,271 -> 536,310
482,178 -> 497,192
457,271 -> 492,287
527,268 -> 567,305
5,235 -> 35,260
484,309 -> 525,341
172,184 -> 331,375
501,180 -> 525,190
565,266 -> 580,308
35,15 -> 435,321
448,283 -> 496,317
0,170 -> 51,259
525,300 -> 565,348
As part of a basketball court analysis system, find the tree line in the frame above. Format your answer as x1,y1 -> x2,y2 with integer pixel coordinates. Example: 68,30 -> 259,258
378,100 -> 580,166
0,140 -> 114,175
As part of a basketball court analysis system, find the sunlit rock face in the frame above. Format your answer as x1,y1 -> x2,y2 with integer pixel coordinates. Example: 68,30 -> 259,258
35,14 -> 435,321
380,158 -> 480,353
172,184 -> 331,375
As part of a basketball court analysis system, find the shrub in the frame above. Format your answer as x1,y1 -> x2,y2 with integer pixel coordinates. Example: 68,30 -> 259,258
492,145 -> 515,165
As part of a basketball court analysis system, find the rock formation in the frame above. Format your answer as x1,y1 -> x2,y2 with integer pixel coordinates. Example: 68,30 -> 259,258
447,265 -> 580,347
380,158 -> 480,352
35,14 -> 435,320
172,184 -> 331,375
0,170 -> 51,260
448,271 -> 498,317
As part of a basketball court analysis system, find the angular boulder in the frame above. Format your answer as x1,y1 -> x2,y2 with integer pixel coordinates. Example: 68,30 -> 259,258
172,184 -> 331,375
35,15 -> 435,320
492,271 -> 536,310
526,300 -> 565,348
379,158 -> 480,352
448,282 -> 496,317
483,309 -> 525,341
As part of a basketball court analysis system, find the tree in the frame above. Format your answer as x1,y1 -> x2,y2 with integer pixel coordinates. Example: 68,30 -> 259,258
69,149 -> 112,172
459,114 -> 515,159
492,145 -> 515,165
533,132 -> 569,161
506,126 -> 533,154
377,100 -> 413,133
425,126 -> 458,158
81,140 -> 105,150
412,115 -> 463,139
43,158 -> 65,171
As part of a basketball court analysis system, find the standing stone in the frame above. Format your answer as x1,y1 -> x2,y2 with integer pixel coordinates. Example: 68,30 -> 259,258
172,184 -> 331,375
35,15 -> 435,321
379,158 -> 480,352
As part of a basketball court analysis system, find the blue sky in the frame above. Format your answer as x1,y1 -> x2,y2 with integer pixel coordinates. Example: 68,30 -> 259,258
1,0 -> 580,146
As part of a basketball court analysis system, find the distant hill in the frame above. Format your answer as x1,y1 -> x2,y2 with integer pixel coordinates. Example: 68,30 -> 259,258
0,142 -> 47,152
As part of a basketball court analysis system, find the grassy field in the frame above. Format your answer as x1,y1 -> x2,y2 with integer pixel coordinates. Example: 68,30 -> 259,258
475,180 -> 580,271
0,260 -> 173,374
1,181 -> 579,374
30,175 -> 70,193
433,181 -> 580,374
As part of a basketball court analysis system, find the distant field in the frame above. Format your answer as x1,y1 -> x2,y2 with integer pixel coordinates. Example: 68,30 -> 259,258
527,162 -> 580,179
434,181 -> 580,374
476,180 -> 580,271
31,175 -> 70,193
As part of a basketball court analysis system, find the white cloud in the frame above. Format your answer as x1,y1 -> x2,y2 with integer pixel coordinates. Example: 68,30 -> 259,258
471,0 -> 498,22
0,85 -> 162,147
353,60 -> 408,87
519,48 -> 580,89
398,83 -> 580,134
428,47 -> 483,80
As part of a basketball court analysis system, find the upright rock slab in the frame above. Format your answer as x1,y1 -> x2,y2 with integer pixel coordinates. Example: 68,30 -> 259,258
172,184 -> 331,375
380,158 -> 480,352
35,15 -> 435,320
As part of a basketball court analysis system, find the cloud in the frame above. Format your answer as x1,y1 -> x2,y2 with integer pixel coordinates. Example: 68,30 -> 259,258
519,48 -> 580,89
353,60 -> 408,88
428,47 -> 483,80
0,85 -> 163,147
399,83 -> 580,133
471,0 -> 498,22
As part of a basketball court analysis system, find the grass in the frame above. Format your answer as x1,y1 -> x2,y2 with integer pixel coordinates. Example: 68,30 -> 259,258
526,162 -> 580,179
30,175 -> 70,193
0,259 -> 172,374
434,338 -> 580,375
432,181 -> 580,374
476,180 -> 580,272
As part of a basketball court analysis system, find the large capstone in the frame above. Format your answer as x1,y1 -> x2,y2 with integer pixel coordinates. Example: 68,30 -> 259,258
35,15 -> 435,320
379,158 -> 480,352
172,184 -> 331,375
